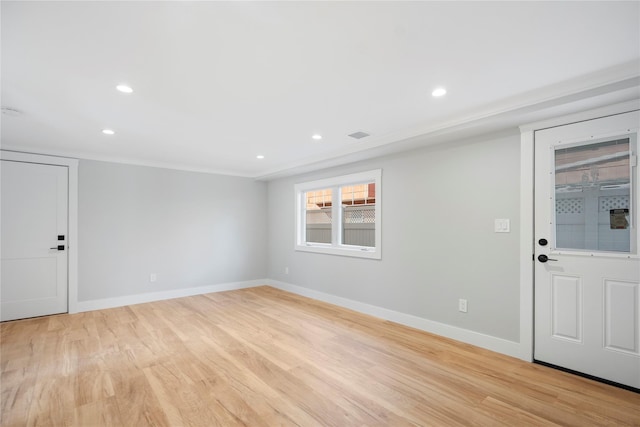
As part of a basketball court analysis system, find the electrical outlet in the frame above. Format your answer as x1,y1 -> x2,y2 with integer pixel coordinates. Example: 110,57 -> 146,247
458,298 -> 468,313
284,267 -> 289,275
149,273 -> 157,283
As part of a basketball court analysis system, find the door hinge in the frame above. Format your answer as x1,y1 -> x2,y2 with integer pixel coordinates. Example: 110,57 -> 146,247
631,154 -> 637,167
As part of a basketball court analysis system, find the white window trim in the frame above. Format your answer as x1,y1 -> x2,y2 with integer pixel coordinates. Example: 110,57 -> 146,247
295,169 -> 381,259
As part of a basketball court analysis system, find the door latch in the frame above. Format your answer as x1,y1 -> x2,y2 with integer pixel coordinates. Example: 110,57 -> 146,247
537,254 -> 557,263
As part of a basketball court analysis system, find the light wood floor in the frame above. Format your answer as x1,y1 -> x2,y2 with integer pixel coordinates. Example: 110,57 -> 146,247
1,286 -> 639,426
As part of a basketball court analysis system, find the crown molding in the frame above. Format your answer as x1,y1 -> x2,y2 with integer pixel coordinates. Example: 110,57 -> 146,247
257,62 -> 640,181
0,144 -> 255,178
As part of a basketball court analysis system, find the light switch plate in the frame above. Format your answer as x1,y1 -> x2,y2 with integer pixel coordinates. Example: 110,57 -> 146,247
494,219 -> 510,233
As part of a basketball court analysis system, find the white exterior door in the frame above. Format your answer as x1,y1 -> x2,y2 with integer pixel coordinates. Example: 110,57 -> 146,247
534,110 -> 639,389
1,160 -> 69,321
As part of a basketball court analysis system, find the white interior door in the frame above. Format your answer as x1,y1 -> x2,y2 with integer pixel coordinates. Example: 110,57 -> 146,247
1,160 -> 68,321
534,110 -> 640,389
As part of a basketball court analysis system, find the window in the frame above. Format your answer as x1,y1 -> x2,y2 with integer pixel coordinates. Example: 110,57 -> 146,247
295,169 -> 381,259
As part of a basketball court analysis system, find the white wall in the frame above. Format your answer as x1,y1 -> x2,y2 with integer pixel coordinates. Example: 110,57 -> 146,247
74,131 -> 521,347
267,131 -> 521,343
78,160 -> 267,302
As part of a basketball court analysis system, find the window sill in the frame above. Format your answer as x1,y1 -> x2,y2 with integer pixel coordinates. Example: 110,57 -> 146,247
295,243 -> 381,259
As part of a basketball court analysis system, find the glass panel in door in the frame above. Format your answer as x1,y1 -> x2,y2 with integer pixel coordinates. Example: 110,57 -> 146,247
554,137 -> 633,253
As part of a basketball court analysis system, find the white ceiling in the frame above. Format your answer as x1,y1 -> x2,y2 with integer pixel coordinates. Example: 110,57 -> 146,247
2,1 -> 639,179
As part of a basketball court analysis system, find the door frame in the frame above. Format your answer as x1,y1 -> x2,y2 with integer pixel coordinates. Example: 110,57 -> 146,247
0,150 -> 79,314
518,99 -> 640,362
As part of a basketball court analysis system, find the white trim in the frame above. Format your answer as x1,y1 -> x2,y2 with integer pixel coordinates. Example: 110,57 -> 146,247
0,145 -> 253,178
76,279 -> 264,312
294,169 -> 381,192
518,99 -> 640,363
68,160 -> 79,314
519,130 -> 535,361
267,280 -> 522,359
0,150 -> 79,315
519,99 -> 640,133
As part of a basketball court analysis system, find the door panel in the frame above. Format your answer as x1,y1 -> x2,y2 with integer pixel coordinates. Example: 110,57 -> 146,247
551,274 -> 582,342
1,160 -> 68,321
604,280 -> 639,355
534,110 -> 640,389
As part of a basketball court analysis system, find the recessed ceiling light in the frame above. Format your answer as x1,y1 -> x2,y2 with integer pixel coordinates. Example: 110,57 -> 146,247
312,134 -> 322,141
102,129 -> 115,135
432,87 -> 447,97
116,84 -> 133,94
256,155 -> 265,159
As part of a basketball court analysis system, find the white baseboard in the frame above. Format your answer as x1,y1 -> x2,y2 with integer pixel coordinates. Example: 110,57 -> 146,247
266,279 -> 523,360
75,279 -> 264,313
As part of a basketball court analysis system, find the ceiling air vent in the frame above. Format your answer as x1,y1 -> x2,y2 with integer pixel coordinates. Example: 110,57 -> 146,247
348,131 -> 370,140
1,107 -> 23,116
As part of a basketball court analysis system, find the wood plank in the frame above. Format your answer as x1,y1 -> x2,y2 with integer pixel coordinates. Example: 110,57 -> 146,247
1,286 -> 639,426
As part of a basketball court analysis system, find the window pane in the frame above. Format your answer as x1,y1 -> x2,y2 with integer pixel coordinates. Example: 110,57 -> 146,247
341,183 -> 375,247
305,188 -> 332,244
554,138 -> 631,252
